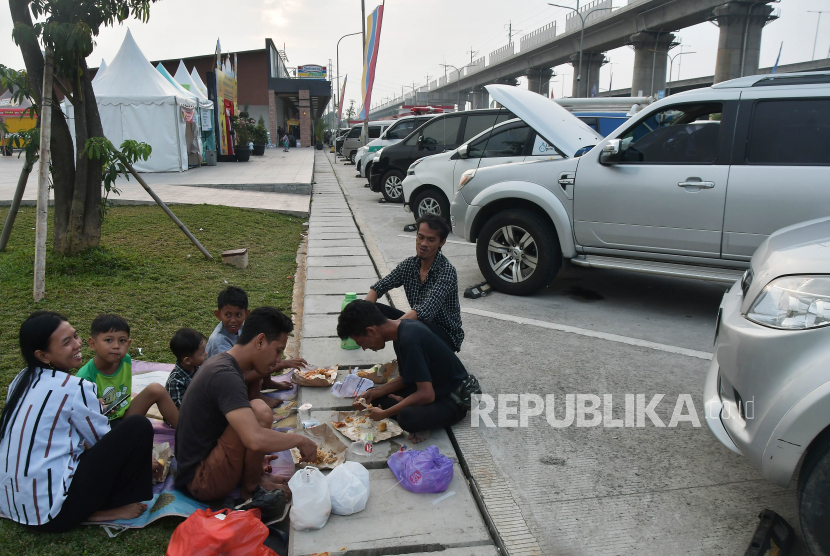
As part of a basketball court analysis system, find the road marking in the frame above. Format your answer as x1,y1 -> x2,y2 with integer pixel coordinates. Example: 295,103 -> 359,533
397,234 -> 473,246
461,307 -> 714,360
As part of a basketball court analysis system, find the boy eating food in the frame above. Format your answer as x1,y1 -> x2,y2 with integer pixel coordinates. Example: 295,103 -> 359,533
77,314 -> 180,428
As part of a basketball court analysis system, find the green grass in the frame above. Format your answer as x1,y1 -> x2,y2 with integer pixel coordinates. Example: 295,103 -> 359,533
0,204 -> 303,555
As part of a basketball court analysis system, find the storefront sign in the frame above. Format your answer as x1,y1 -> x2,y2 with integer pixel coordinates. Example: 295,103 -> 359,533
216,68 -> 237,104
298,64 -> 327,79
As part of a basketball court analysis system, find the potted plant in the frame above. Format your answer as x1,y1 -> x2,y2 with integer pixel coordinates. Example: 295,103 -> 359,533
251,116 -> 268,156
231,105 -> 255,162
314,118 -> 325,150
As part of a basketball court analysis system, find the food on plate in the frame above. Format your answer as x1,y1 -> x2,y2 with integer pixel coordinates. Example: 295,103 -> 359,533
332,421 -> 347,429
292,446 -> 338,465
378,422 -> 387,432
355,397 -> 373,409
296,367 -> 335,381
344,416 -> 354,423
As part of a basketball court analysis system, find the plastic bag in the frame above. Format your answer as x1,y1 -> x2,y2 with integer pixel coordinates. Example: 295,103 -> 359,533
152,442 -> 173,484
288,466 -> 331,530
166,508 -> 276,556
387,445 -> 454,493
326,461 -> 370,515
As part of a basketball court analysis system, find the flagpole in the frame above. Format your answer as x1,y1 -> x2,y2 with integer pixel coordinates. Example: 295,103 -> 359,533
361,0 -> 368,147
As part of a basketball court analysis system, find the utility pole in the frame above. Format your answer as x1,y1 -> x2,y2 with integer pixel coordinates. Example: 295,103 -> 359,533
467,47 -> 479,65
34,47 -> 54,301
504,21 -> 521,45
808,11 -> 828,61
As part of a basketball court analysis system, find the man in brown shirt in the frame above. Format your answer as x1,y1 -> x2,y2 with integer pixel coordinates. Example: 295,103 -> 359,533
175,307 -> 316,501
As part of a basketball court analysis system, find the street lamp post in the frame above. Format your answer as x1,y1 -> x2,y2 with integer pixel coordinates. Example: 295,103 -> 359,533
650,49 -> 695,96
336,31 -> 361,147
548,3 -> 615,98
439,63 -> 466,110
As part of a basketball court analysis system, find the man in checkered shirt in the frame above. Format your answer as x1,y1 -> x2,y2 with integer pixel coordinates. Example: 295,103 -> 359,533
365,214 -> 464,351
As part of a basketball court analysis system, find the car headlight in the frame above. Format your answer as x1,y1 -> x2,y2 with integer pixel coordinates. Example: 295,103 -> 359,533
407,158 -> 424,176
457,169 -> 476,191
746,275 -> 830,329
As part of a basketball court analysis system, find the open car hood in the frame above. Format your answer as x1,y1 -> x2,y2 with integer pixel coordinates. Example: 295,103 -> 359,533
485,84 -> 603,157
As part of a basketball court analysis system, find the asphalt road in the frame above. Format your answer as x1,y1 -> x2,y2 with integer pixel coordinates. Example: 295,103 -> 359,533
323,151 -> 808,555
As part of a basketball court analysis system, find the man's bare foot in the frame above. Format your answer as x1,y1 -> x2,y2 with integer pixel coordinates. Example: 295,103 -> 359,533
261,474 -> 292,500
262,454 -> 280,474
261,395 -> 279,408
275,381 -> 293,391
408,430 -> 431,444
88,502 -> 147,522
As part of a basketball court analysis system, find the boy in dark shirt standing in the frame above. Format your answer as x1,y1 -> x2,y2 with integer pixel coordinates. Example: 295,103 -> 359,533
337,300 -> 469,443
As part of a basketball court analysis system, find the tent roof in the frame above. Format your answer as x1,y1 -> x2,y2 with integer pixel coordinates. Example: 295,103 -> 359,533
158,63 -> 212,109
93,29 -> 195,106
190,67 -> 208,97
173,61 -> 209,102
92,58 -> 107,83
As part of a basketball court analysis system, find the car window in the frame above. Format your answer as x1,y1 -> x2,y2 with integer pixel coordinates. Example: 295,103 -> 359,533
467,124 -> 531,158
347,127 -> 361,138
417,116 -> 462,151
619,103 -> 722,164
386,119 -> 417,140
747,99 -> 830,165
463,113 -> 513,143
368,126 -> 382,139
531,133 -> 562,157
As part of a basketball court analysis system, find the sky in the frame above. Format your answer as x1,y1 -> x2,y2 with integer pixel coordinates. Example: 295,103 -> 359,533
2,0 -> 830,112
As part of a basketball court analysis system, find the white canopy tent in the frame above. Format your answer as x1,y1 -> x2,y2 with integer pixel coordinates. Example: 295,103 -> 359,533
91,30 -> 196,172
190,68 -> 208,98
92,59 -> 107,83
156,62 -> 213,166
173,61 -> 216,158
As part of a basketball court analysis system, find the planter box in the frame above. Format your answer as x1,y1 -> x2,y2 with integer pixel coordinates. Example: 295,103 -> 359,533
252,144 -> 266,156
235,146 -> 251,162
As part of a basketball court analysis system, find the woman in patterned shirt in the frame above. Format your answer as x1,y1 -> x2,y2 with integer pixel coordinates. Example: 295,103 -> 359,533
0,312 -> 157,531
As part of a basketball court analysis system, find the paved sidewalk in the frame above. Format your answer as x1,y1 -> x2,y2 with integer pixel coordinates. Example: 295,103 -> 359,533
0,147 -> 312,216
289,151 -> 497,556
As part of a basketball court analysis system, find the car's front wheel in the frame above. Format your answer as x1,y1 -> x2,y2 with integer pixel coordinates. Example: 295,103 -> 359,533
413,189 -> 450,220
381,170 -> 405,203
798,426 -> 830,554
476,209 -> 561,296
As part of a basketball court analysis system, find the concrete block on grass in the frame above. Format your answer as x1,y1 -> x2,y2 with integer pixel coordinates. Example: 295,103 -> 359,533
288,465 -> 491,556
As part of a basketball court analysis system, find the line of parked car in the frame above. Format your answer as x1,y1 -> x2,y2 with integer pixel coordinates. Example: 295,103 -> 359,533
335,71 -> 830,554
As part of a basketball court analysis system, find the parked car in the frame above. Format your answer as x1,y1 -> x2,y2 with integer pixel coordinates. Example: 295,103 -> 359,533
451,73 -> 830,295
369,108 -> 515,203
572,111 -> 630,137
401,115 -> 576,220
355,115 -> 435,180
704,216 -> 830,555
335,129 -> 350,155
342,121 -> 393,164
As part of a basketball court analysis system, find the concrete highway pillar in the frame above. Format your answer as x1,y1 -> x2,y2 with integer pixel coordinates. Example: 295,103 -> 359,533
629,32 -> 676,98
569,52 -> 607,98
526,68 -> 554,97
472,88 -> 490,110
712,2 -> 776,84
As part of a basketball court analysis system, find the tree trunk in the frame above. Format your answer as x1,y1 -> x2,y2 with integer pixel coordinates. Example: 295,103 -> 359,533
10,0 -> 103,255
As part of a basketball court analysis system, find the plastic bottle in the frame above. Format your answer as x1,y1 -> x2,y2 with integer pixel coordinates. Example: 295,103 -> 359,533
341,292 -> 360,350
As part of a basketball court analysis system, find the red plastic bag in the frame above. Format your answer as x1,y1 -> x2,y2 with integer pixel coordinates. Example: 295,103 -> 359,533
166,508 -> 277,556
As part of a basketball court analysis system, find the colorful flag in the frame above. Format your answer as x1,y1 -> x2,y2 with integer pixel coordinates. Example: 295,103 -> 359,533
772,42 -> 783,74
338,75 -> 348,122
358,3 -> 384,119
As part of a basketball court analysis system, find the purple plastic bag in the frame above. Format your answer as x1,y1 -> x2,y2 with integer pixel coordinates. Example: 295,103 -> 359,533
387,445 -> 454,493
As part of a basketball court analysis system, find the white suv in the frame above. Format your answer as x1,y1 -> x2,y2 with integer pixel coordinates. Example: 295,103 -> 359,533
451,74 -> 830,296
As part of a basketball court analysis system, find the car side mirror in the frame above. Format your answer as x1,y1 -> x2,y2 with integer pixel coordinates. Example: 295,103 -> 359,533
457,144 -> 469,159
599,139 -> 621,165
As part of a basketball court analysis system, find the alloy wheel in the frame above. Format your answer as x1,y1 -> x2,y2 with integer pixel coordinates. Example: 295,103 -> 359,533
384,175 -> 403,199
417,197 -> 442,217
487,225 -> 538,283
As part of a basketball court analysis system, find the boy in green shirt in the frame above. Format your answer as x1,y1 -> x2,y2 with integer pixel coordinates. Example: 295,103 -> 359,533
77,314 -> 180,428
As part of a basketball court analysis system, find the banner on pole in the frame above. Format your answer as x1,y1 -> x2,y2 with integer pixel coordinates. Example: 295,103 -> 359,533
358,4 -> 384,120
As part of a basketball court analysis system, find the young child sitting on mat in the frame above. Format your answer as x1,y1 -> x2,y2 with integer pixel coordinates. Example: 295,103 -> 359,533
165,328 -> 207,409
205,286 -> 301,405
77,314 -> 179,428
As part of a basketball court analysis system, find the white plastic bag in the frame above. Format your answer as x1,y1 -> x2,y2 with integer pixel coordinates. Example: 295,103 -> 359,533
325,462 -> 370,515
288,466 -> 331,530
